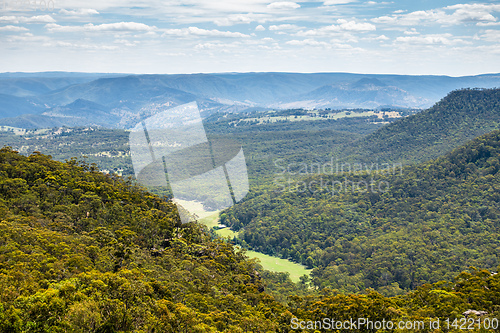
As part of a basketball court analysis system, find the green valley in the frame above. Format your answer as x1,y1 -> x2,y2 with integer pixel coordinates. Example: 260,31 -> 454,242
221,89 -> 500,295
1,88 -> 500,331
174,199 -> 311,283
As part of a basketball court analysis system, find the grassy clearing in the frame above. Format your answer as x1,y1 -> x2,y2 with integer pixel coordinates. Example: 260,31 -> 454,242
177,199 -> 311,282
198,213 -> 220,229
216,228 -> 239,238
245,250 -> 311,283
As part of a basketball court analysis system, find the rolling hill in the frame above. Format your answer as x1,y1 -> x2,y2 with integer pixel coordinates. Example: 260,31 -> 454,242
0,93 -> 44,118
277,77 -> 426,109
344,88 -> 500,164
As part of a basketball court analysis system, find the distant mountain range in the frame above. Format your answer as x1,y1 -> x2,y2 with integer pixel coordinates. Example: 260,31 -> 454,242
1,72 -> 500,129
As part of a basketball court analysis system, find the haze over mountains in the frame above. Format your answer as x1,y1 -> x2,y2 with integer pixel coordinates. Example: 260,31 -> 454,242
1,72 -> 500,129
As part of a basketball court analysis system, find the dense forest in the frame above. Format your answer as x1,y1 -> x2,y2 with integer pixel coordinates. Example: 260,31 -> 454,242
0,148 -> 500,332
222,129 -> 500,295
0,147 -> 287,331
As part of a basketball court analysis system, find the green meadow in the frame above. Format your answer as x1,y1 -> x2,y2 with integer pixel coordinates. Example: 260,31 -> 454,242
175,199 -> 311,283
244,250 -> 311,283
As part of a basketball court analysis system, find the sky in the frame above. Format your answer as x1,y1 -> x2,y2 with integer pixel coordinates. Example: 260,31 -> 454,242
0,0 -> 500,75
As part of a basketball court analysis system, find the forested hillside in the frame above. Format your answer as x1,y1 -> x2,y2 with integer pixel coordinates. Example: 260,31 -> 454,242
222,129 -> 500,295
346,88 -> 500,164
1,148 -> 500,331
0,147 -> 288,331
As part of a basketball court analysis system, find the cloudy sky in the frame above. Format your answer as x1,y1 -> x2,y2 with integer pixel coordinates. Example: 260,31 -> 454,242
1,0 -> 500,75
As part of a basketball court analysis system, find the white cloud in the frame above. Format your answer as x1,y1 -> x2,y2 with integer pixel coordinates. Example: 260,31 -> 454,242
1,0 -> 499,75
157,52 -> 187,57
6,32 -> 50,43
267,2 -> 301,10
213,13 -> 269,26
404,28 -> 419,35
269,24 -> 302,30
0,25 -> 29,32
365,1 -> 392,5
0,15 -> 55,24
43,41 -> 118,50
59,9 -> 99,16
337,19 -> 376,31
331,42 -> 361,50
361,34 -> 389,42
477,22 -> 500,27
286,39 -> 330,47
55,0 -> 270,15
373,4 -> 500,26
177,0 -> 271,13
45,22 -> 156,33
24,15 -> 56,23
162,27 -> 251,38
479,30 -> 500,42
194,41 -> 246,53
371,16 -> 396,24
442,3 -> 499,25
214,17 -> 250,26
26,15 -> 56,23
298,19 -> 375,36
395,33 -> 469,45
373,10 -> 442,25
323,0 -> 357,5
0,16 -> 19,24
445,4 -> 500,12
195,42 -> 221,49
114,39 -> 139,47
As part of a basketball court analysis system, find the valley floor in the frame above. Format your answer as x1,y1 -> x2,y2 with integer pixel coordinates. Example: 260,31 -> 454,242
174,198 -> 311,283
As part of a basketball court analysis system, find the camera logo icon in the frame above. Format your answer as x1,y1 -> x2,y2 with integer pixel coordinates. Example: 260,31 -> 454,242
129,102 -> 249,223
